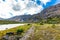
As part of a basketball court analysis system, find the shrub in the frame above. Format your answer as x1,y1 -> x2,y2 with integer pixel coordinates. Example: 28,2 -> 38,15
40,22 -> 44,25
27,24 -> 30,25
6,32 -> 14,36
16,29 -> 24,35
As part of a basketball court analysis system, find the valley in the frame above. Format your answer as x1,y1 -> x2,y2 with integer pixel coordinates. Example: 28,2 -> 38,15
0,3 -> 60,40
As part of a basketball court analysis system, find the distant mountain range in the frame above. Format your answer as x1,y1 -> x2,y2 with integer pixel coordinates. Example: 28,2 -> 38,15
0,18 -> 4,20
1,3 -> 60,22
7,15 -> 32,22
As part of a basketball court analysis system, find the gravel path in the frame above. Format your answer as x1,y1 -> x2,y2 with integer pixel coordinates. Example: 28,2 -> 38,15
19,26 -> 34,40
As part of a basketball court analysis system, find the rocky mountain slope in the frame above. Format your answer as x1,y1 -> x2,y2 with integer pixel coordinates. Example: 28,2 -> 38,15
8,15 -> 32,22
40,3 -> 60,19
7,3 -> 60,22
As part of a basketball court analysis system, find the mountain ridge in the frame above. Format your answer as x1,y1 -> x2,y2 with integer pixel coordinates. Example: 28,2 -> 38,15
0,18 -> 4,20
40,3 -> 60,19
2,3 -> 60,22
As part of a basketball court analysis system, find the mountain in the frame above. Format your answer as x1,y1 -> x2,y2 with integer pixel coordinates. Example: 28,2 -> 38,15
0,18 -> 4,20
8,14 -> 41,22
40,3 -> 60,19
7,3 -> 60,22
27,3 -> 60,21
8,15 -> 32,22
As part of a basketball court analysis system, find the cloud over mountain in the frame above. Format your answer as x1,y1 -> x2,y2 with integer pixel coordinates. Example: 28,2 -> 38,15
0,0 -> 57,18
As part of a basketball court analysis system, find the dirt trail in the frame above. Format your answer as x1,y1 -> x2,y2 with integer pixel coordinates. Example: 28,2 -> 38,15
19,26 -> 34,40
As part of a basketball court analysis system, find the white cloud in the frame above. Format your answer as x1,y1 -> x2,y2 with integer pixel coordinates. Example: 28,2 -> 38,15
40,0 -> 51,5
0,0 -> 51,19
0,0 -> 12,18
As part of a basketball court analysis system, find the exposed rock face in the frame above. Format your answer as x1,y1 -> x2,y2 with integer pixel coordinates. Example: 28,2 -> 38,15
40,3 -> 60,19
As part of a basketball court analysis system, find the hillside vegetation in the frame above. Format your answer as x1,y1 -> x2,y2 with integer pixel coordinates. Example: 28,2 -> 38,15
0,24 -> 31,39
26,24 -> 60,40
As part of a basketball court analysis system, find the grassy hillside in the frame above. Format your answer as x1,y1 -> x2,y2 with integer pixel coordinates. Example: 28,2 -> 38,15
40,15 -> 60,24
26,24 -> 60,40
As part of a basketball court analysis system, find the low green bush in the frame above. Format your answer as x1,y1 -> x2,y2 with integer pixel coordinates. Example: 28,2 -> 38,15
16,29 -> 24,35
27,24 -> 30,25
40,22 -> 44,25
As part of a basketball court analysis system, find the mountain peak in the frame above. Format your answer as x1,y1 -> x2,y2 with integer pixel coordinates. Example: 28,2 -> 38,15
40,3 -> 60,19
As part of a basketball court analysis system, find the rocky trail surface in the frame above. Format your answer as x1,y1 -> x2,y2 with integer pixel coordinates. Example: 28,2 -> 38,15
19,26 -> 35,40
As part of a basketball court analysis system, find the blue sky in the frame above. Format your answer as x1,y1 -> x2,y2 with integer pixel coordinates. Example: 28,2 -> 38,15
56,0 -> 60,4
0,0 -> 60,19
42,0 -> 57,8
